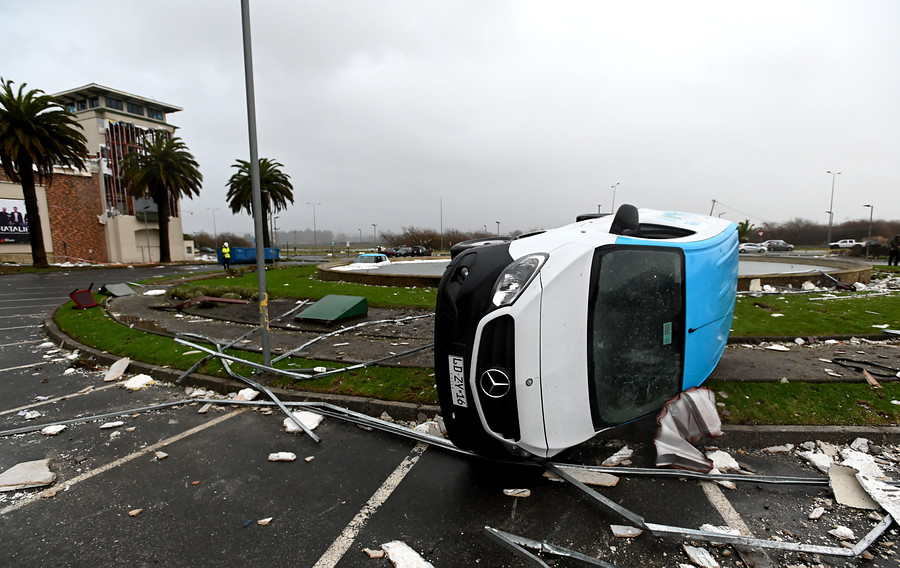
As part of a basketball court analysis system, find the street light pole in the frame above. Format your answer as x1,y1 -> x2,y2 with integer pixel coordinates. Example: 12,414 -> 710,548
307,202 -> 320,253
496,221 -> 500,236
372,223 -> 377,249
864,204 -> 874,260
826,171 -> 841,255
207,207 -> 219,251
611,182 -> 620,211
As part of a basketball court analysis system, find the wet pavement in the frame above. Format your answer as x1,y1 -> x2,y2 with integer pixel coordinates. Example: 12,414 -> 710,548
2,265 -> 899,567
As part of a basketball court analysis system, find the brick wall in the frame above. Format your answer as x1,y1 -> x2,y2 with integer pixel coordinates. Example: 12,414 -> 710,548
45,173 -> 109,263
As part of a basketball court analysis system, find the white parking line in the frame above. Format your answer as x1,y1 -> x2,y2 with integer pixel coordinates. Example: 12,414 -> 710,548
0,325 -> 42,331
313,442 -> 428,568
0,361 -> 48,374
0,408 -> 245,516
700,481 -> 755,534
0,339 -> 43,348
0,383 -> 119,417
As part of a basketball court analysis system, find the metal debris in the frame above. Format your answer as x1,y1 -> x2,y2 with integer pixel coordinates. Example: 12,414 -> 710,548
484,526 -> 618,568
654,388 -> 723,472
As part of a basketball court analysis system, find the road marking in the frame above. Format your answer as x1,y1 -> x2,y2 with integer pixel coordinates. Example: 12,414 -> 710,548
313,442 -> 428,568
0,361 -> 48,374
701,481 -> 778,568
0,325 -> 41,331
0,339 -> 43,348
0,408 -> 245,517
0,384 -> 118,417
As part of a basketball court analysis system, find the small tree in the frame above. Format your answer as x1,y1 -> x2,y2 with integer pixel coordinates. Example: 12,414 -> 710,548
0,79 -> 89,267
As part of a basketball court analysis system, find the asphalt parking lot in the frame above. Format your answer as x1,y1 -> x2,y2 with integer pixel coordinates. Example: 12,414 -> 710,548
1,265 -> 898,567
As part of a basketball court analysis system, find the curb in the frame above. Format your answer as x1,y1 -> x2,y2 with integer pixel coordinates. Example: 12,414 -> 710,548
43,313 -> 441,423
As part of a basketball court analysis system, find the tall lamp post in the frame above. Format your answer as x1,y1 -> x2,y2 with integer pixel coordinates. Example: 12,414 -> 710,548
864,204 -> 874,260
307,201 -> 320,253
496,220 -> 500,236
372,223 -> 377,249
826,171 -> 841,255
611,182 -> 620,211
207,207 -> 219,251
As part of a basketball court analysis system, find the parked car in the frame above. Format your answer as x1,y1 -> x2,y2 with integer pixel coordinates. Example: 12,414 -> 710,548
830,239 -> 859,249
435,204 -> 738,459
738,242 -> 766,254
392,246 -> 414,257
761,239 -> 794,252
411,246 -> 431,257
199,246 -> 215,254
351,253 -> 389,265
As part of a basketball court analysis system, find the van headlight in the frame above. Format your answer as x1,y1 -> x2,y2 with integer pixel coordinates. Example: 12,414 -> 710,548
491,253 -> 548,307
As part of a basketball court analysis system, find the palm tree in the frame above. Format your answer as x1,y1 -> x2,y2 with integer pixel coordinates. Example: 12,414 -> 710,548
0,79 -> 89,267
226,158 -> 294,248
121,133 -> 202,263
737,219 -> 758,243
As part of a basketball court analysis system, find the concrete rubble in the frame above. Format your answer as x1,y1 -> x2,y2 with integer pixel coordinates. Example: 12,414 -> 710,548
380,541 -> 434,568
0,459 -> 56,492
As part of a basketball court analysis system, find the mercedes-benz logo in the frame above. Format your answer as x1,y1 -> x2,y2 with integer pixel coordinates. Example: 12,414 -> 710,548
479,368 -> 511,399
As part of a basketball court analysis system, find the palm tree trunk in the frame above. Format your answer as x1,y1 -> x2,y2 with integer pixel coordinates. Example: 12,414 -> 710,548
262,201 -> 271,249
156,191 -> 172,263
17,155 -> 49,268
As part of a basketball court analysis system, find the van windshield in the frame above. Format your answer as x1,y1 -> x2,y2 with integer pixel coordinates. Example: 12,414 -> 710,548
587,246 -> 685,428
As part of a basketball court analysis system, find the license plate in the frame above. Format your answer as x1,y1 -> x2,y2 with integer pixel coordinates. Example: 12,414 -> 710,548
448,355 -> 468,408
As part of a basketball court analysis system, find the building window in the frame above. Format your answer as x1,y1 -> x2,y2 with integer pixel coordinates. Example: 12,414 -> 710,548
76,99 -> 88,111
106,97 -> 124,111
89,96 -> 100,108
126,102 -> 144,116
147,108 -> 164,121
65,103 -> 76,113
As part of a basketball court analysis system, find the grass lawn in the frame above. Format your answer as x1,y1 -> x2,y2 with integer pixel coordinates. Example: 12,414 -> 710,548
53,263 -> 900,425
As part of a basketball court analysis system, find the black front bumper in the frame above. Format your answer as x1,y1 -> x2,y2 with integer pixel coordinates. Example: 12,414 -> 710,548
434,242 -> 522,457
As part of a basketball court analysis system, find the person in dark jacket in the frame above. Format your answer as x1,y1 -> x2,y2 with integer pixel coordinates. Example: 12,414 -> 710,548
889,235 -> 900,266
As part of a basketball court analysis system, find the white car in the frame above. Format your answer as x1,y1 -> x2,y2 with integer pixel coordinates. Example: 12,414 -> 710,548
435,205 -> 738,458
738,242 -> 766,254
830,239 -> 859,249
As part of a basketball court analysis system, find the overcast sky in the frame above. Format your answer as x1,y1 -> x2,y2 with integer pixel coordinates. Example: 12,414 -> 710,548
3,1 -> 899,240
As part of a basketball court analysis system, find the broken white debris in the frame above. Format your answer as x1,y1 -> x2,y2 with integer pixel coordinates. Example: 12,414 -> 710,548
381,541 -> 434,568
765,344 -> 790,351
197,403 -> 212,414
283,411 -> 324,434
502,488 -> 531,498
798,451 -> 833,473
40,425 -> 67,436
839,448 -> 885,478
602,445 -> 633,467
119,374 -> 154,390
268,452 -> 297,462
763,444 -> 794,453
154,451 -> 168,461
100,421 -> 125,429
128,508 -> 143,517
104,357 -> 131,382
828,526 -> 855,540
542,466 -> 619,487
0,459 -> 56,492
683,544 -> 720,568
856,474 -> 900,520
143,289 -> 166,296
363,548 -> 386,559
699,524 -> 742,537
23,410 -> 42,420
63,368 -> 76,376
808,506 -> 825,520
257,517 -> 273,526
412,421 -> 443,438
705,450 -> 740,471
611,524 -> 643,538
829,464 -> 879,510
234,388 -> 259,401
